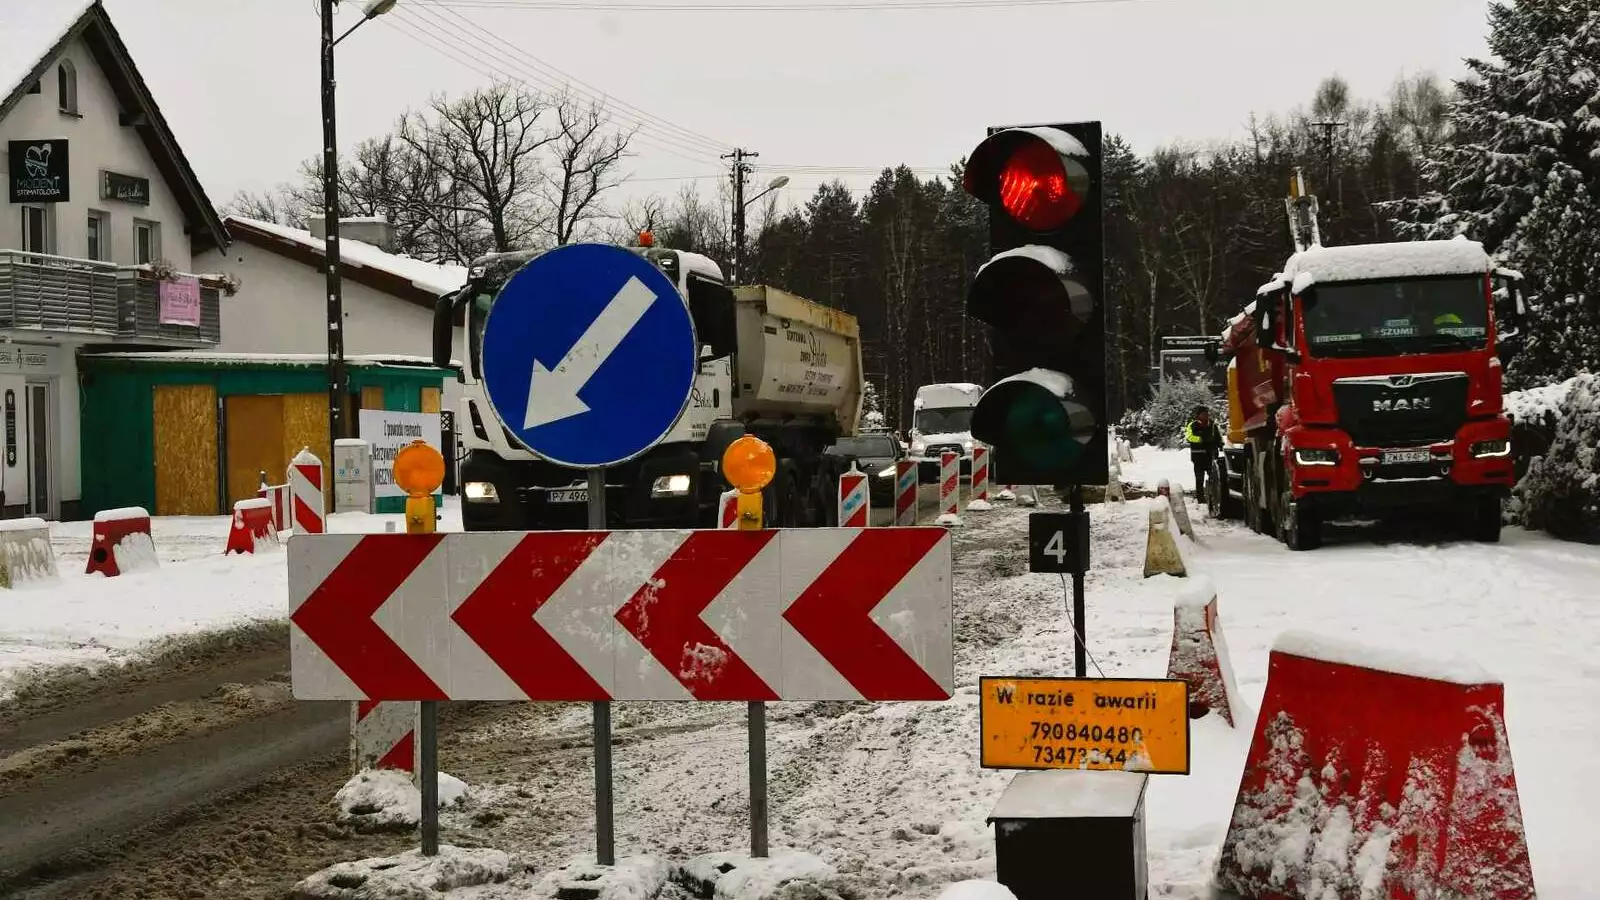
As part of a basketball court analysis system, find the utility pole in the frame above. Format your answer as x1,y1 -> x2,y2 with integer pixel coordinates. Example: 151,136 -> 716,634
724,148 -> 756,283
321,0 -> 348,446
1310,120 -> 1346,243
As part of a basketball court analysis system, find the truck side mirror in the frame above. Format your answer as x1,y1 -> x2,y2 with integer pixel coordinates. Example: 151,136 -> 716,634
688,279 -> 738,360
432,291 -> 465,370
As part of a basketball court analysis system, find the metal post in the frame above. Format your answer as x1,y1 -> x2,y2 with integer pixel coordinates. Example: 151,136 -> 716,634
749,700 -> 768,857
320,0 -> 348,444
724,148 -> 755,283
1071,484 -> 1087,679
587,467 -> 615,866
419,700 -> 439,855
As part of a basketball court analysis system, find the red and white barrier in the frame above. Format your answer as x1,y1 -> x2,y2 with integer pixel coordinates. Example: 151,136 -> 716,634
86,507 -> 157,577
936,451 -> 961,525
225,498 -> 279,555
259,483 -> 291,533
1165,578 -> 1241,726
967,445 -> 992,511
718,489 -> 740,529
1215,632 -> 1535,900
350,699 -> 418,776
894,460 -> 918,526
289,448 -> 325,534
838,464 -> 869,527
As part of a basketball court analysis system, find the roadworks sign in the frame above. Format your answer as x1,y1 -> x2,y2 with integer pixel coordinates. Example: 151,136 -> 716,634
979,676 -> 1191,775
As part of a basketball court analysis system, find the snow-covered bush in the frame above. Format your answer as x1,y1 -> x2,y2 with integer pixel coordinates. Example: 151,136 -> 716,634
1510,373 -> 1600,543
861,380 -> 887,430
1118,376 -> 1223,448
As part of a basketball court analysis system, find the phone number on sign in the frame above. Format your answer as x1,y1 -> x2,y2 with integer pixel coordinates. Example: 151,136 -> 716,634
1029,722 -> 1144,744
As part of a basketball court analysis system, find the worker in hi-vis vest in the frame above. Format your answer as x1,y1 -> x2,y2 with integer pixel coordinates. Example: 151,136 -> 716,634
1184,406 -> 1223,502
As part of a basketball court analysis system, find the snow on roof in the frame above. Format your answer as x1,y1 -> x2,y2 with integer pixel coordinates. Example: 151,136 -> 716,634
82,351 -> 455,369
676,249 -> 725,282
1281,240 -> 1491,288
1273,629 -> 1497,685
228,217 -> 468,297
0,0 -> 92,102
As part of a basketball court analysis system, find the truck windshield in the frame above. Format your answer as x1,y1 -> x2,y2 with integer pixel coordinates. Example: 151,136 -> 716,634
915,407 -> 973,434
1301,275 -> 1489,358
468,290 -> 495,378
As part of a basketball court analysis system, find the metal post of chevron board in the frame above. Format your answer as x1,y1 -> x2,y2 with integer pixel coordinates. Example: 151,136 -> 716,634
588,466 -> 615,867
393,440 -> 446,857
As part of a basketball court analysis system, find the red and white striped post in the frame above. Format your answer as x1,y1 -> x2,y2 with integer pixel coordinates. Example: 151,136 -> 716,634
968,445 -> 991,509
894,460 -> 919,526
258,483 -> 291,533
939,450 -> 960,519
351,699 -> 419,776
289,448 -> 325,534
718,489 -> 740,529
838,463 -> 869,527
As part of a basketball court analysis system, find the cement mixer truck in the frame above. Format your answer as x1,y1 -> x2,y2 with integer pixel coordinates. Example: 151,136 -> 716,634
432,240 -> 865,531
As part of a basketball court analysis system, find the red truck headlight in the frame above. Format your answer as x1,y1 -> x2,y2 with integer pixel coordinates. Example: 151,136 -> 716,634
1470,439 -> 1511,459
1293,448 -> 1340,467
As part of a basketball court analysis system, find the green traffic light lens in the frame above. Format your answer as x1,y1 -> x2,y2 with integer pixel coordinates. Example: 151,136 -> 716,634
1001,385 -> 1093,470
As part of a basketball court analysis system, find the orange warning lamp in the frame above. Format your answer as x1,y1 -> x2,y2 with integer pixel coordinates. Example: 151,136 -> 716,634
722,435 -> 776,494
394,440 -> 445,534
638,230 -> 655,248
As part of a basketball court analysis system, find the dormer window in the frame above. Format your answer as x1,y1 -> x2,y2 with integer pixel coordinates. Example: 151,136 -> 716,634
58,60 -> 78,115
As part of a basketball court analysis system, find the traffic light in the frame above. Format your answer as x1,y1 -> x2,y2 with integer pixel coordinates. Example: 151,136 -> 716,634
962,122 -> 1107,488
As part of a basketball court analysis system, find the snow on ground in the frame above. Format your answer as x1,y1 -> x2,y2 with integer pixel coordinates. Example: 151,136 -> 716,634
1119,443 -> 1198,494
0,499 -> 465,698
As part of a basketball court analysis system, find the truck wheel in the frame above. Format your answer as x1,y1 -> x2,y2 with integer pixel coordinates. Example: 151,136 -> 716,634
1280,490 -> 1323,551
1469,496 -> 1503,543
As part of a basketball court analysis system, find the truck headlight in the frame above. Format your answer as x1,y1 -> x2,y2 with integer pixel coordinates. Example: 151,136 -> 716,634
962,440 -> 975,453
651,474 -> 693,497
464,481 -> 499,503
1470,439 -> 1511,458
1293,448 -> 1339,467
910,440 -> 926,456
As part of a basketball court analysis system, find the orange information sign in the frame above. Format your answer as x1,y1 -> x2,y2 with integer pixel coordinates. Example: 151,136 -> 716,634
979,676 -> 1191,775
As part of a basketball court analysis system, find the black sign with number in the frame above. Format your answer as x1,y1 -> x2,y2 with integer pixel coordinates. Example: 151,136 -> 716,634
4,390 -> 15,467
8,139 -> 70,202
1028,511 -> 1090,575
101,170 -> 150,205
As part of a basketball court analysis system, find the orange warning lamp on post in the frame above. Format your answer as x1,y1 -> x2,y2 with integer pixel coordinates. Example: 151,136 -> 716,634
721,435 -> 775,530
393,440 -> 446,535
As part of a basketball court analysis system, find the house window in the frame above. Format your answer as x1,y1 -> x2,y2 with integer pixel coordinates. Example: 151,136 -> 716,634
21,207 -> 53,255
87,211 -> 109,260
57,61 -> 78,115
133,220 -> 160,264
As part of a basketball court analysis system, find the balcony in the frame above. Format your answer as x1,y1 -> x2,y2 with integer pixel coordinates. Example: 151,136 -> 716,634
0,250 -> 221,345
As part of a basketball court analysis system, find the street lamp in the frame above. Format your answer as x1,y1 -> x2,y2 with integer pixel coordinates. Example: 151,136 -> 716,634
731,174 -> 789,285
321,0 -> 398,447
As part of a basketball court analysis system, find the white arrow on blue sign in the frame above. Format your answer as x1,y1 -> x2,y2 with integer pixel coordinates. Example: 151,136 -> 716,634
479,243 -> 699,469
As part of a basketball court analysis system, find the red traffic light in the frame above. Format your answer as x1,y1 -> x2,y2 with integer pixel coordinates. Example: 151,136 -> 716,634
965,127 -> 1092,232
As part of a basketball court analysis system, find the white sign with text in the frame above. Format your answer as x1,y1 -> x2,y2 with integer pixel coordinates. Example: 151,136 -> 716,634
357,409 -> 443,498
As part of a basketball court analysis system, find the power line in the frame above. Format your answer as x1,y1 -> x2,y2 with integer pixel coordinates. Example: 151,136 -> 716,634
412,0 -> 734,153
432,0 -> 1164,10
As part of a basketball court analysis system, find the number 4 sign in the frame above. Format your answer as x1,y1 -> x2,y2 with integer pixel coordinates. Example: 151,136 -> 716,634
1028,511 -> 1090,575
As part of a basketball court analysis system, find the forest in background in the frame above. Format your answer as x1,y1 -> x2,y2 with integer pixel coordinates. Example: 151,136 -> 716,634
229,1 -> 1600,431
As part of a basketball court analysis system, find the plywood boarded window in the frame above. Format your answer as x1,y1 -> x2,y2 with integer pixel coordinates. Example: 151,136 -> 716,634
153,385 -> 218,515
282,393 -> 333,506
360,386 -> 384,410
223,395 -> 287,507
420,387 -> 441,414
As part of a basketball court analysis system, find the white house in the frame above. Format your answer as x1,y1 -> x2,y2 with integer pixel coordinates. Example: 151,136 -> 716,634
195,215 -> 469,461
1,0 -> 230,519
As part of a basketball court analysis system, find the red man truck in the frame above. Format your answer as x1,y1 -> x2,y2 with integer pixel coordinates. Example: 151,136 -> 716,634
1207,176 -> 1525,550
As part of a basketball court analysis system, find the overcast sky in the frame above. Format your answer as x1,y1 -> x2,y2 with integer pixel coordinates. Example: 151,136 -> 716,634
105,0 -> 1494,214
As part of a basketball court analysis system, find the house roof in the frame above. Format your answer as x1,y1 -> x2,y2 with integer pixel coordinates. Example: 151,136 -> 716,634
226,216 -> 469,310
0,1 -> 229,254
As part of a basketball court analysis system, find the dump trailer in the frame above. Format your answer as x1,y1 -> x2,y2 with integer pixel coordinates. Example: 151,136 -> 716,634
1207,173 -> 1525,549
433,242 -> 864,531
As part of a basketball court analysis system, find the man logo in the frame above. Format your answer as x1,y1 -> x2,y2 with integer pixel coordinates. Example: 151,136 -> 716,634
1373,398 -> 1431,412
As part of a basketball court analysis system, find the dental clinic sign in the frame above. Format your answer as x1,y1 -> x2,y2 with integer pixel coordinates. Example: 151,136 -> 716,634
356,408 -> 442,498
8,140 -> 70,203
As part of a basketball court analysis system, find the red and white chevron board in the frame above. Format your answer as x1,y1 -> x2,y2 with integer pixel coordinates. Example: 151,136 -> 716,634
940,451 -> 959,516
289,449 -> 325,534
894,460 -> 918,527
970,445 -> 990,503
351,700 -> 418,774
288,528 -> 953,702
838,469 -> 869,528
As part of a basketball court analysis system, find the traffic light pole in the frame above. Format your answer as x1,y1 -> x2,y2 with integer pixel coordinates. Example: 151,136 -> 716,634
1069,485 -> 1087,679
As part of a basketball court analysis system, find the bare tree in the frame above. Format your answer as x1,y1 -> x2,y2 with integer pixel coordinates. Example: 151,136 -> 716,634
606,195 -> 668,245
222,186 -> 305,227
543,95 -> 635,245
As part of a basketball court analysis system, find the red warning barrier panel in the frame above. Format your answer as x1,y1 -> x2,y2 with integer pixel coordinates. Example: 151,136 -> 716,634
718,489 -> 740,529
1215,631 -> 1535,900
894,460 -> 919,526
258,483 -> 291,533
350,699 -> 418,775
1164,577 -> 1239,726
225,498 -> 279,555
838,465 -> 869,527
86,507 -> 157,578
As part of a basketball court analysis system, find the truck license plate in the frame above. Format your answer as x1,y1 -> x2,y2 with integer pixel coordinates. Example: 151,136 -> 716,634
1382,449 -> 1431,465
547,488 -> 589,503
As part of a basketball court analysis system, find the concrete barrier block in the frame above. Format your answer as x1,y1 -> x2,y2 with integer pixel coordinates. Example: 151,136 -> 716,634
0,517 -> 57,588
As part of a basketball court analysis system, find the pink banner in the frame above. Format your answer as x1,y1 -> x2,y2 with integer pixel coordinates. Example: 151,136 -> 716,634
158,276 -> 201,327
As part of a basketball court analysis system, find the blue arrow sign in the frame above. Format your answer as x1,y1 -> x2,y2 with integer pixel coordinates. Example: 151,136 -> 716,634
479,243 -> 698,469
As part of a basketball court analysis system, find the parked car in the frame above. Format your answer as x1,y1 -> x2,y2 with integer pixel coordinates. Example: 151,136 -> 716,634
824,432 -> 904,507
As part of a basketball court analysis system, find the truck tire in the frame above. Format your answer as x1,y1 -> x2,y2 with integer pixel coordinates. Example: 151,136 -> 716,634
1469,496 -> 1503,543
1210,458 -> 1243,521
1278,488 -> 1323,551
1243,457 -> 1266,535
